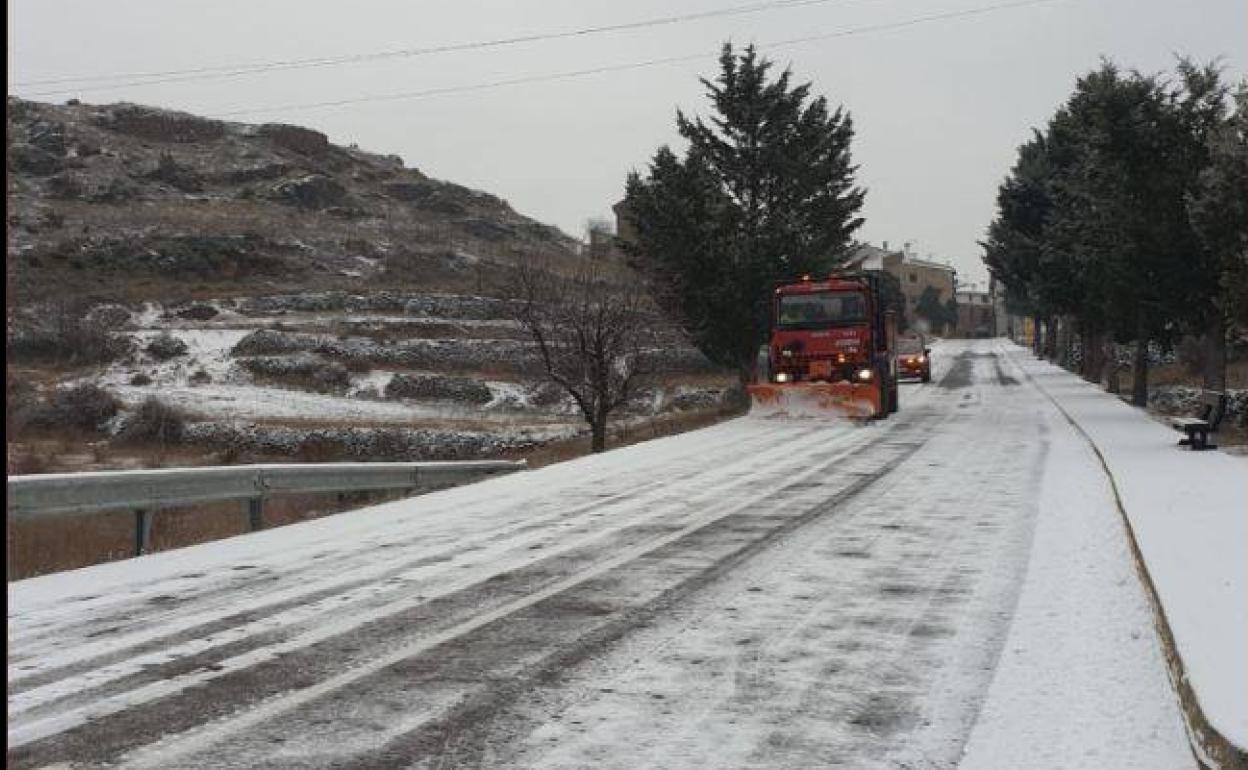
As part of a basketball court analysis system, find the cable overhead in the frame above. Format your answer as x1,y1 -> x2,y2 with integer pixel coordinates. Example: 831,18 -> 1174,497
16,0 -> 844,95
212,0 -> 1066,119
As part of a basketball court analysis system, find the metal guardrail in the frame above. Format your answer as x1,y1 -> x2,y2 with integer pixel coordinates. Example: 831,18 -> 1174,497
6,460 -> 525,559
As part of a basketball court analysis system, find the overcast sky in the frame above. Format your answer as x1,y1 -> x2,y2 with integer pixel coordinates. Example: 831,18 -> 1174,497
9,0 -> 1247,287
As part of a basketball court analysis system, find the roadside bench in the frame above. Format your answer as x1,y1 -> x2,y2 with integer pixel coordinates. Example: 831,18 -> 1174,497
1170,390 -> 1227,451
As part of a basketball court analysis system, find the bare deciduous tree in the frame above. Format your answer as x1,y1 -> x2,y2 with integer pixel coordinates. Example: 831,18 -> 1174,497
512,259 -> 655,453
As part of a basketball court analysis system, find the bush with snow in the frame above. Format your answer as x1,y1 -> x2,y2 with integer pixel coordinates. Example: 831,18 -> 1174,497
21,383 -> 121,432
383,373 -> 492,405
145,333 -> 189,361
237,354 -> 350,394
118,397 -> 187,443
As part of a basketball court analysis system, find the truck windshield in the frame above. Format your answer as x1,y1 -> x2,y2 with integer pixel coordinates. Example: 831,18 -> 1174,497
777,291 -> 866,328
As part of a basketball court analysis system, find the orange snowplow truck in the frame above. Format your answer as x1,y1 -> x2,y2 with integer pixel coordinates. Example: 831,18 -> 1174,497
748,273 -> 898,418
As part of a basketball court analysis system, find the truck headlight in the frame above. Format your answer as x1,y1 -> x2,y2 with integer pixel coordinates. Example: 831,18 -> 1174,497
856,368 -> 873,381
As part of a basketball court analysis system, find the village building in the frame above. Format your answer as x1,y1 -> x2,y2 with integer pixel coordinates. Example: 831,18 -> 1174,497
954,283 -> 996,338
847,242 -> 958,334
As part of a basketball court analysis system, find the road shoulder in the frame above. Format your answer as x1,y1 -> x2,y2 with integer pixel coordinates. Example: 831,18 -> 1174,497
959,389 -> 1192,769
997,343 -> 1248,768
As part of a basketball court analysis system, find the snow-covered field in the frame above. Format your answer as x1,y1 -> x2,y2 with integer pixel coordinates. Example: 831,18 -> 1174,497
92,325 -> 575,426
8,340 -> 1213,768
71,298 -> 723,450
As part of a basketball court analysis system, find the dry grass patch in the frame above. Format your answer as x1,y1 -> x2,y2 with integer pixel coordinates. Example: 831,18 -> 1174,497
6,489 -> 419,580
1114,358 -> 1248,391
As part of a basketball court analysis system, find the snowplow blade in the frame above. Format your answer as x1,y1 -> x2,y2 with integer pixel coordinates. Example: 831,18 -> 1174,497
747,381 -> 880,419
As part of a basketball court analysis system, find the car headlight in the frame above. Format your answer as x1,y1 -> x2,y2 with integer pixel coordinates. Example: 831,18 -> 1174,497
856,368 -> 873,381
917,356 -> 926,363
775,372 -> 790,383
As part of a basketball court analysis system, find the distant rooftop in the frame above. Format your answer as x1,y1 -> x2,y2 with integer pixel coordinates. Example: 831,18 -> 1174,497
903,256 -> 956,273
845,243 -> 956,274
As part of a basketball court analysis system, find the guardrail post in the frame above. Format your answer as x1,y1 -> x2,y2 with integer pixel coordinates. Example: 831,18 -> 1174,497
134,509 -> 153,557
247,497 -> 264,532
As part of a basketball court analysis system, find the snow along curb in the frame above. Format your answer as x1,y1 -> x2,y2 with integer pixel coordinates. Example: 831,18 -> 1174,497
1004,344 -> 1247,770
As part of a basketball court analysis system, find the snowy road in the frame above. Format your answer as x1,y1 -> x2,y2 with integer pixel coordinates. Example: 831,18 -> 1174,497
7,340 -> 1191,768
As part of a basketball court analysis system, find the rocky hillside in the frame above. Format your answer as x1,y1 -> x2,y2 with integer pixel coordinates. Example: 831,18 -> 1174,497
6,99 -> 731,471
6,97 -> 581,304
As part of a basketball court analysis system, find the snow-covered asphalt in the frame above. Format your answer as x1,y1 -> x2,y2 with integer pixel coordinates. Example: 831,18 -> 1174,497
6,340 -> 1191,769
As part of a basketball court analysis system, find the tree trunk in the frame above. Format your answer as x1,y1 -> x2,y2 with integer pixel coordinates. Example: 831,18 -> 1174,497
1031,314 -> 1042,356
1202,313 -> 1227,393
1084,329 -> 1106,384
1056,318 -> 1068,368
1132,318 -> 1149,407
590,419 -> 607,453
1057,317 -> 1074,371
1044,317 -> 1058,360
1104,338 -> 1121,394
1078,326 -> 1091,380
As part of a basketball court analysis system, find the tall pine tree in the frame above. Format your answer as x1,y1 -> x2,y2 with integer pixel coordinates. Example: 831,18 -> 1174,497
1188,81 -> 1248,390
622,44 -> 865,383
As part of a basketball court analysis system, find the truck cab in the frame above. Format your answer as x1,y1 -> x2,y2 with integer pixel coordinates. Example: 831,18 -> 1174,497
752,274 -> 898,418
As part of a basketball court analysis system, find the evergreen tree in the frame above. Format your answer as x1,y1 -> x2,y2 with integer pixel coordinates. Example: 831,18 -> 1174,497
914,286 -> 949,334
1065,63 -> 1225,403
943,296 -> 959,334
982,131 -> 1052,321
623,44 -> 865,382
981,59 -> 1230,402
1188,82 -> 1248,389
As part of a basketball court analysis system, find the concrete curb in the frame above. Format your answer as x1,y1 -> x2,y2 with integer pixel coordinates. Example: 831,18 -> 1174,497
1005,346 -> 1247,770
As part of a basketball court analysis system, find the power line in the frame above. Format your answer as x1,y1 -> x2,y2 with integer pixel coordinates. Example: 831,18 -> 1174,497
211,0 -> 1066,119
15,0 -> 844,95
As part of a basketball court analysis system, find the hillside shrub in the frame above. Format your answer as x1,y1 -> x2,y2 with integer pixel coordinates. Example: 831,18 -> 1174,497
7,305 -> 132,365
384,373 -> 492,404
118,397 -> 186,443
22,383 -> 121,432
238,354 -> 350,393
146,333 -> 188,361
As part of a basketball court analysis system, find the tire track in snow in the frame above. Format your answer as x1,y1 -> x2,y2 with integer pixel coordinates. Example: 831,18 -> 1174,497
8,418 -> 818,689
457,344 -> 1045,769
10,420 -> 845,729
8,418 -> 882,764
428,411 -> 945,767
184,419 -> 942,770
9,418 -> 801,653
